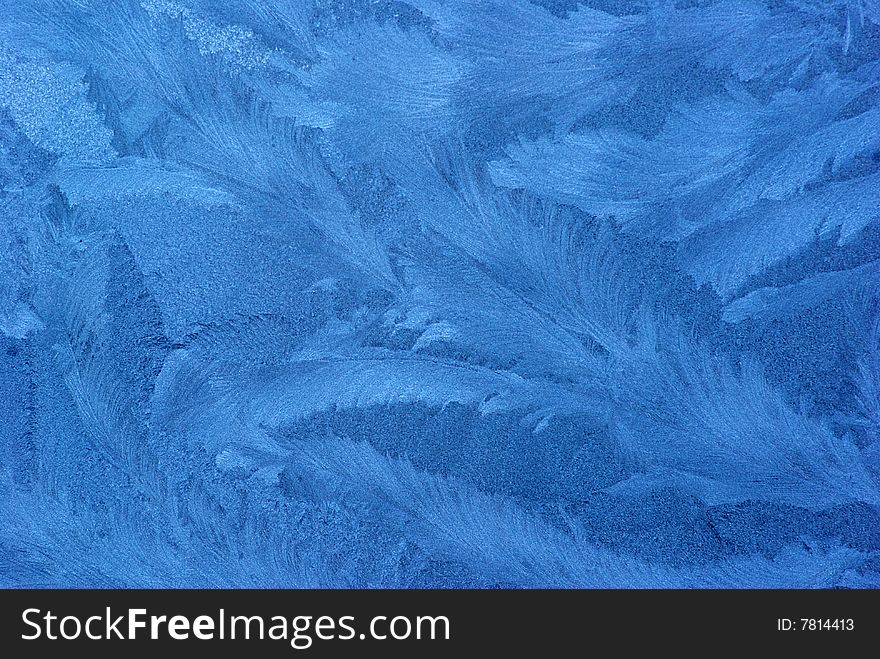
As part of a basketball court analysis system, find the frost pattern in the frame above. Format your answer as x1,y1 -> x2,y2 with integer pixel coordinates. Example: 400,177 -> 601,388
0,0 -> 878,588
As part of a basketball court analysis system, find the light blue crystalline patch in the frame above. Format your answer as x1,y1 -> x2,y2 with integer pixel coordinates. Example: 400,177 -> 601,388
0,49 -> 115,163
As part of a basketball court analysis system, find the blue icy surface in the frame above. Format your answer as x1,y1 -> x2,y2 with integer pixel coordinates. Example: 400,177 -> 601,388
0,0 -> 879,587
